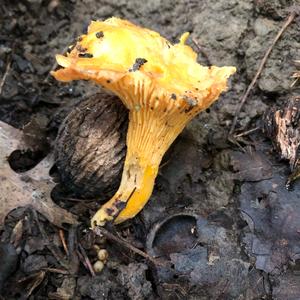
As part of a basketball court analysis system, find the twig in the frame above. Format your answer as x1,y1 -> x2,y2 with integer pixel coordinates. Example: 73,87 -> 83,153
42,267 -> 70,275
0,60 -> 11,96
291,76 -> 299,87
192,38 -> 211,66
67,225 -> 80,275
18,270 -> 46,299
229,11 -> 297,136
59,196 -> 96,203
94,226 -> 167,267
59,229 -> 69,256
76,249 -> 88,267
159,158 -> 171,170
78,243 -> 96,277
291,61 -> 300,87
234,126 -> 260,138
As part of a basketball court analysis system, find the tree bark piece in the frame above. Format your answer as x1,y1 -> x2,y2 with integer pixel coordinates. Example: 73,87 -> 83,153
263,96 -> 300,186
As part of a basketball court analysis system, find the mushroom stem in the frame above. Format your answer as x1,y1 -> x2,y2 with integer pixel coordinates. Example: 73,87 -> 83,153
91,108 -> 187,227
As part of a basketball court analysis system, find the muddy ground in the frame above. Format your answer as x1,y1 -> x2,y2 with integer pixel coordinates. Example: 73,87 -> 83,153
0,0 -> 300,299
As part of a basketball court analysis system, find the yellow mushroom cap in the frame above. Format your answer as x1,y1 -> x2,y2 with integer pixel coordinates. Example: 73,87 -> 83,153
52,17 -> 236,116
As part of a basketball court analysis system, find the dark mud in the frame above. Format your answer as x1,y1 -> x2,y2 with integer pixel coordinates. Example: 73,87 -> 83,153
0,0 -> 300,299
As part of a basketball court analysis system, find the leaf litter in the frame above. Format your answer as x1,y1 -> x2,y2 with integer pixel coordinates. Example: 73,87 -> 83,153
0,120 -> 78,229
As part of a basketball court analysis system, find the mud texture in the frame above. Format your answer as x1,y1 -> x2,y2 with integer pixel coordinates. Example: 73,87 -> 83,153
0,0 -> 300,299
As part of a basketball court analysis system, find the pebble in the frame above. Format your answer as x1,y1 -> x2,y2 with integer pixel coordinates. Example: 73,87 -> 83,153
93,260 -> 104,273
97,249 -> 108,261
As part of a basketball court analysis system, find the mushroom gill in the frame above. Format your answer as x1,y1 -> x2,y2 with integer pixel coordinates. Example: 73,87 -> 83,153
51,17 -> 236,227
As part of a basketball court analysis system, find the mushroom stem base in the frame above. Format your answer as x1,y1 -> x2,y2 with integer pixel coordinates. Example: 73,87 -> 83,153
91,109 -> 187,228
91,159 -> 158,227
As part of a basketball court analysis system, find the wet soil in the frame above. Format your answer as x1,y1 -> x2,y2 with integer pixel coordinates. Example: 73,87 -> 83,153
0,0 -> 300,299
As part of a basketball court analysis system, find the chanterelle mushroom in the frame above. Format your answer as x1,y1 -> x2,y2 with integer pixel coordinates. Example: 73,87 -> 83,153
51,17 -> 236,227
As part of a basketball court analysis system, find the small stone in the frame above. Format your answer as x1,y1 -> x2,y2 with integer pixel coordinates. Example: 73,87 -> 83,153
97,249 -> 108,261
253,18 -> 276,36
93,260 -> 104,273
47,0 -> 59,12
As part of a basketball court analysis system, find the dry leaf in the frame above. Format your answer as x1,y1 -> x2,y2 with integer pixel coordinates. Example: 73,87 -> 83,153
230,150 -> 273,182
18,270 -> 46,298
48,277 -> 76,300
240,173 -> 300,274
0,121 -> 78,229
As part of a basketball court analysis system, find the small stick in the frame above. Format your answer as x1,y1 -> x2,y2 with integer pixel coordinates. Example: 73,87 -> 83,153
42,267 -> 70,275
234,126 -> 260,138
94,226 -> 167,267
24,271 -> 46,299
229,11 -> 297,136
59,197 -> 96,203
59,229 -> 69,256
291,76 -> 299,87
67,225 -> 80,275
78,243 -> 96,277
76,249 -> 88,268
0,60 -> 11,96
192,38 -> 211,66
291,65 -> 300,87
